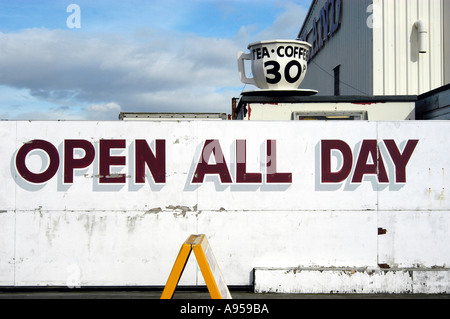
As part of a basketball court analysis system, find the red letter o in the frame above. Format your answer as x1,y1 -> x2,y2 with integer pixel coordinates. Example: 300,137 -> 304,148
16,140 -> 60,184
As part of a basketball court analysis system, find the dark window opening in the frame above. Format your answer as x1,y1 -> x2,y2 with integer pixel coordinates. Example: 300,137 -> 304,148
333,64 -> 341,96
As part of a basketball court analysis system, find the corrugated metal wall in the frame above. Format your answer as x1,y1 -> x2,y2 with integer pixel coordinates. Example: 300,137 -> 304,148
299,0 -> 373,96
373,0 -> 444,95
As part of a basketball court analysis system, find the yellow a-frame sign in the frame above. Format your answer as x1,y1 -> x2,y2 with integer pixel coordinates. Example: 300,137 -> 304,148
161,234 -> 232,299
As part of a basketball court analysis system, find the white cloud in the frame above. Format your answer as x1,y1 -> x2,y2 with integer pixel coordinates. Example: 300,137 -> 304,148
0,28 -> 242,119
87,102 -> 121,113
0,2 -> 308,120
255,2 -> 308,40
86,102 -> 121,113
86,102 -> 122,120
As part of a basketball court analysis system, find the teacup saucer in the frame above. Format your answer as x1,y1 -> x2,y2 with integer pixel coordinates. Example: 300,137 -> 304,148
240,89 -> 318,96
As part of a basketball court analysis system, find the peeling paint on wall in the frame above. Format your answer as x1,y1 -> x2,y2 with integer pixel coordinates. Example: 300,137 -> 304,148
1,121 -> 450,288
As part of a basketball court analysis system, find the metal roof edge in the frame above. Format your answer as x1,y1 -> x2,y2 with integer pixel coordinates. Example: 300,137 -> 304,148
418,83 -> 450,100
236,94 -> 418,115
297,0 -> 318,39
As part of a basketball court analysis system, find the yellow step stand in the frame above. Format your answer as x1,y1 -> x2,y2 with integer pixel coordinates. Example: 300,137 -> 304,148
161,234 -> 232,299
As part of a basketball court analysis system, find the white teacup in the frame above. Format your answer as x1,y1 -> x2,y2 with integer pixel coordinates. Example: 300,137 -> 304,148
237,39 -> 311,90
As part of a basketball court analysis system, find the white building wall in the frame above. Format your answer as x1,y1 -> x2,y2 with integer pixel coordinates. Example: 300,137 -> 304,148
299,0 -> 446,97
373,0 -> 444,95
238,101 -> 416,121
1,121 -> 450,292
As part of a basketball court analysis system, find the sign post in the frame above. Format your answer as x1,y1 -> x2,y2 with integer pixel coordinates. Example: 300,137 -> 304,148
161,234 -> 232,299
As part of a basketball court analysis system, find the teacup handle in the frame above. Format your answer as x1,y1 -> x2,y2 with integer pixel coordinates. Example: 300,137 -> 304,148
237,51 -> 257,86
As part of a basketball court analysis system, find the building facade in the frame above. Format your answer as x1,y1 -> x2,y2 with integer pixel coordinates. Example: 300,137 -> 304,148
297,0 -> 449,97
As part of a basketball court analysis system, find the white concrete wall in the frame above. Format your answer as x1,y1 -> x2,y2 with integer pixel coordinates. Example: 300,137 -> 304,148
238,101 -> 416,120
254,268 -> 450,294
1,121 -> 449,291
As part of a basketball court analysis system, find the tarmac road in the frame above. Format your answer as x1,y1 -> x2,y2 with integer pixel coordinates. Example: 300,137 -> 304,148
0,288 -> 449,299
1,288 -> 447,318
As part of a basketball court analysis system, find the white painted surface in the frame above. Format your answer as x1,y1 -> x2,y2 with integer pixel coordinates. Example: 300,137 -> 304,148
238,101 -> 416,121
1,121 -> 449,290
254,268 -> 450,294
378,211 -> 450,268
12,210 -> 198,286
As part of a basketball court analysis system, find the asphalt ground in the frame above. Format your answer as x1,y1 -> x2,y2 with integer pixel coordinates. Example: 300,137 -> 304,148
0,288 -> 449,299
1,288 -> 447,318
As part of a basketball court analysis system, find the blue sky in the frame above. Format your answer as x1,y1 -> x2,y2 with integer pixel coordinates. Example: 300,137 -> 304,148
0,0 -> 310,120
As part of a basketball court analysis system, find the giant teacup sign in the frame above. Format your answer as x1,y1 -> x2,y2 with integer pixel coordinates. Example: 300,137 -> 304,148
237,40 -> 311,90
14,138 -> 419,187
